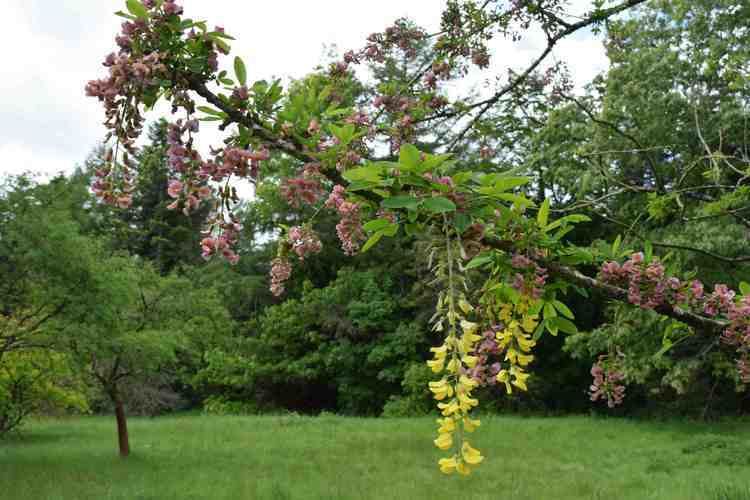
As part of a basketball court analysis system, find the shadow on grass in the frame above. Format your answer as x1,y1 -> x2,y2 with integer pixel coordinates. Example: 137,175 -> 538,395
0,430 -> 66,446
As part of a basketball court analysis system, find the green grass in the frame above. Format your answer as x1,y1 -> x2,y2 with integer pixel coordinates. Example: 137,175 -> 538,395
1,415 -> 750,500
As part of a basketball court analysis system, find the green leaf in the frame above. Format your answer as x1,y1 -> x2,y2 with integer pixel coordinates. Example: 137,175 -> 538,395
453,213 -> 471,234
465,254 -> 493,270
363,219 -> 391,233
404,223 -> 421,236
360,232 -> 383,253
197,106 -> 224,117
552,300 -> 574,320
399,144 -> 421,170
493,176 -> 530,192
652,339 -> 674,360
549,317 -> 578,335
422,197 -> 456,213
545,319 -> 559,336
346,180 -> 381,192
545,214 -> 591,232
381,196 -> 420,210
740,282 -> 750,296
612,235 -> 622,258
208,31 -> 236,40
234,57 -> 247,86
342,165 -> 383,183
537,198 -> 550,229
495,193 -> 533,209
213,38 -> 231,54
329,124 -> 355,146
421,153 -> 452,171
126,0 -> 149,20
543,302 -> 557,319
382,223 -> 399,237
644,240 -> 654,262
114,10 -> 137,20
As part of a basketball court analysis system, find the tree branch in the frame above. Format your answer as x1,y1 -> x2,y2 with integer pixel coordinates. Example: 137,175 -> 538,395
481,236 -> 727,333
437,0 -> 648,150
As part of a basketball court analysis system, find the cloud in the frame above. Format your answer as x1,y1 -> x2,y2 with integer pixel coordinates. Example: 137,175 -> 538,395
0,0 -> 611,180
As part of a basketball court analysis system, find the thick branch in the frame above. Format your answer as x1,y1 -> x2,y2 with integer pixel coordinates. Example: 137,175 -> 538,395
186,77 -> 362,189
549,263 -> 727,333
187,76 -> 315,162
481,236 -> 727,333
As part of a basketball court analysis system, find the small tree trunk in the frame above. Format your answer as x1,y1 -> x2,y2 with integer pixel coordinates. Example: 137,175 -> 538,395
109,386 -> 130,457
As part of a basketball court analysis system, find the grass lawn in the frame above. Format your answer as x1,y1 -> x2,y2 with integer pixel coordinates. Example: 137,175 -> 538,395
1,414 -> 750,500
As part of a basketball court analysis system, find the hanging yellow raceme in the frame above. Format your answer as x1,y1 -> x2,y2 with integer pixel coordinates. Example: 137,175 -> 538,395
428,293 -> 484,475
494,297 -> 537,395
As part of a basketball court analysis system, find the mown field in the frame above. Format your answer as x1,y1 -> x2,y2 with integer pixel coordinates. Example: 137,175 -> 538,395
1,415 -> 749,500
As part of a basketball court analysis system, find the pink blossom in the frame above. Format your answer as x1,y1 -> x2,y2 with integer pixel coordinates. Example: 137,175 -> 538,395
589,357 -> 626,408
167,179 -> 183,199
269,258 -> 293,297
288,226 -> 323,261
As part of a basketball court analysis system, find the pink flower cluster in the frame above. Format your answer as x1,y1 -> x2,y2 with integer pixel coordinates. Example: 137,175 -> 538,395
288,226 -> 323,261
164,121 -> 208,215
351,20 -> 426,63
600,252 -> 750,388
165,119 -> 269,217
269,258 -> 293,297
468,326 -> 503,386
280,163 -> 325,208
325,185 -> 365,256
85,13 -> 169,152
510,253 -> 547,300
589,357 -> 626,408
200,220 -> 241,265
91,151 -> 134,209
600,253 -> 686,309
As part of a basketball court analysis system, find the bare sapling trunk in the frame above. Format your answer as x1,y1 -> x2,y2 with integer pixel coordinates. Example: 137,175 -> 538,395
108,385 -> 130,457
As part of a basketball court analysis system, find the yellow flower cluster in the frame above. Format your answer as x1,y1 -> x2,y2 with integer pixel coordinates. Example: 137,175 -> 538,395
428,297 -> 484,475
494,301 -> 537,394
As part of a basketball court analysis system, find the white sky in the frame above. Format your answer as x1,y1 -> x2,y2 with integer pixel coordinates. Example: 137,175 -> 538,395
0,0 -> 611,179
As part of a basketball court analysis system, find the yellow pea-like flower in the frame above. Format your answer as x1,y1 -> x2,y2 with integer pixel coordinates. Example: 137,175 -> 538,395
438,400 -> 460,416
499,304 -> 513,322
521,315 -> 539,333
516,353 -> 534,366
446,357 -> 461,373
460,320 -> 478,335
430,344 -> 448,357
434,431 -> 453,450
438,456 -> 458,474
516,335 -> 536,352
456,461 -> 471,476
462,442 -> 484,465
437,417 -> 456,434
429,379 -> 454,400
496,329 -> 513,348
458,375 -> 478,392
511,366 -> 530,392
505,348 -> 519,364
463,416 -> 481,433
427,358 -> 445,373
497,369 -> 512,395
457,392 -> 479,411
461,355 -> 478,368
458,298 -> 474,314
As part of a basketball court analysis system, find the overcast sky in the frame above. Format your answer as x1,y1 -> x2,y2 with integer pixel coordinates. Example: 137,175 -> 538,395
0,0 -> 610,179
